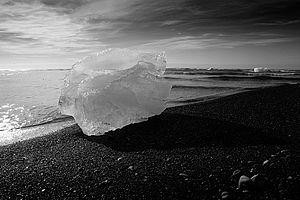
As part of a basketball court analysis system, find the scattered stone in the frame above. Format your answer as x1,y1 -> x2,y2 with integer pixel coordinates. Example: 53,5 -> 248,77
231,169 -> 241,178
250,173 -> 268,190
237,175 -> 251,190
179,173 -> 188,177
279,189 -> 286,195
250,167 -> 257,173
221,191 -> 229,199
117,157 -> 123,161
70,174 -> 80,181
99,180 -> 109,188
281,150 -> 288,154
262,160 -> 269,166
250,174 -> 259,182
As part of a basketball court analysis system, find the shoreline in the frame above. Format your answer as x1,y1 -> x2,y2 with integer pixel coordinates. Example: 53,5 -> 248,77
0,84 -> 299,199
0,82 -> 288,147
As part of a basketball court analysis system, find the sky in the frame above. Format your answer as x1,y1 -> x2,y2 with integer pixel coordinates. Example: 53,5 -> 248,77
0,0 -> 300,69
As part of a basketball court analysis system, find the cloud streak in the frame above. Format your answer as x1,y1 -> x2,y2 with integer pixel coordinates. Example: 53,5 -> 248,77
135,34 -> 296,50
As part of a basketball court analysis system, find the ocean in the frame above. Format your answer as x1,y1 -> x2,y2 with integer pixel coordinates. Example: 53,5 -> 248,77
1,67 -> 299,145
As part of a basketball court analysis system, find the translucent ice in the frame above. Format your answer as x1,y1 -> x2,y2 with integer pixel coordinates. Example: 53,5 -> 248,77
253,67 -> 269,72
59,48 -> 171,135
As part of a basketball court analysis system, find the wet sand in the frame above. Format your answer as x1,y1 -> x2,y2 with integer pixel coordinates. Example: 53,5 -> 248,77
0,84 -> 299,199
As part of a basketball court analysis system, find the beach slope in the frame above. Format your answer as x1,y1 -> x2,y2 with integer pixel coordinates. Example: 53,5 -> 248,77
0,84 -> 299,199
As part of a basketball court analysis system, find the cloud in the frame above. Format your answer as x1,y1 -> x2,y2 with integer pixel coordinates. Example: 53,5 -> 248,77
161,20 -> 183,26
40,0 -> 89,10
134,34 -> 296,50
256,20 -> 300,26
0,0 -> 108,55
0,0 -> 300,68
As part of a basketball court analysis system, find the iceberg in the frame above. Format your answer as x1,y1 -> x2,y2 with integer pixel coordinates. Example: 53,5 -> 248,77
58,48 -> 171,136
253,67 -> 269,73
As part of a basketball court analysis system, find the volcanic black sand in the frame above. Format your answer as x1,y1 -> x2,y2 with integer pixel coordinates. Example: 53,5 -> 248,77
0,84 -> 299,199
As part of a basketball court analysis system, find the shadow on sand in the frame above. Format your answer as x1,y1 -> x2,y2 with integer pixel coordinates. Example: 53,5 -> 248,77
74,112 -> 286,152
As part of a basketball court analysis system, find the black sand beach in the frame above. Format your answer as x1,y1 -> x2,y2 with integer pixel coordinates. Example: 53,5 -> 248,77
0,84 -> 299,199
